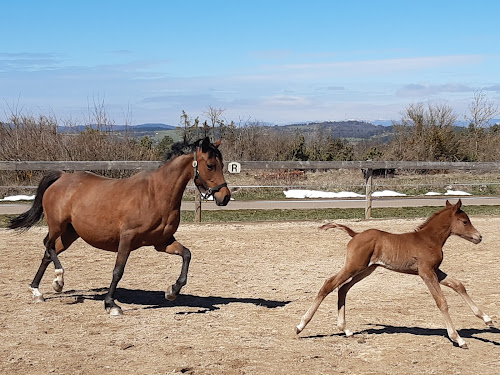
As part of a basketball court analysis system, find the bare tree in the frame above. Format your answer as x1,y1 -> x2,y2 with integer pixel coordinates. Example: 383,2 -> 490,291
465,91 -> 499,160
466,90 -> 499,130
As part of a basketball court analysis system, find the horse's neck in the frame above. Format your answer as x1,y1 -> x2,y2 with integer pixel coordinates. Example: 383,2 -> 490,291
418,210 -> 453,246
152,154 -> 194,203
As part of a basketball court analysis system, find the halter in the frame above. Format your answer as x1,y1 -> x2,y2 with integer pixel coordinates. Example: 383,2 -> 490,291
192,151 -> 227,200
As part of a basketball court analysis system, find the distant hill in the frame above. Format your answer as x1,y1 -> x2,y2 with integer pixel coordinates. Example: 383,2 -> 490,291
276,120 -> 394,140
57,123 -> 175,133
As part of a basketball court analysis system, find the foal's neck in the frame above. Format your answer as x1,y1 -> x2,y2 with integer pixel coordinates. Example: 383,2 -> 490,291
417,209 -> 453,247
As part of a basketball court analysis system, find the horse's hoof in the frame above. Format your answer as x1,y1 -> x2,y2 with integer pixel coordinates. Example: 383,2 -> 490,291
32,295 -> 45,303
295,326 -> 302,335
31,287 -> 45,302
109,306 -> 123,316
165,286 -> 177,301
484,316 -> 493,326
52,280 -> 64,293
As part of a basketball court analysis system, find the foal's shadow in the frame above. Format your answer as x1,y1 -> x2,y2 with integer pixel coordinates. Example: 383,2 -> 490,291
302,323 -> 500,347
48,287 -> 291,314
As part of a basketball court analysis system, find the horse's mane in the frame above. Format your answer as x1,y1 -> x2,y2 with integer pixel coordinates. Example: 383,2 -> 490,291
415,205 -> 458,231
164,138 -> 223,162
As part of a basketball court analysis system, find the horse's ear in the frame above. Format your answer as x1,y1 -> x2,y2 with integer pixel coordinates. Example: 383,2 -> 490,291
213,139 -> 222,148
201,137 -> 210,152
446,200 -> 452,207
455,199 -> 462,211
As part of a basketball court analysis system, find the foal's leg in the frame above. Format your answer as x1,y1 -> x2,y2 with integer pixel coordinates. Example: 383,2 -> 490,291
160,240 -> 191,301
296,267 -> 363,334
337,265 -> 377,336
437,269 -> 493,326
419,269 -> 467,348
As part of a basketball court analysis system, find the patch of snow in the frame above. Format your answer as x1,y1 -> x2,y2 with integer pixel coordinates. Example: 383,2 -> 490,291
0,194 -> 36,202
444,190 -> 471,196
284,189 -> 364,199
372,190 -> 406,197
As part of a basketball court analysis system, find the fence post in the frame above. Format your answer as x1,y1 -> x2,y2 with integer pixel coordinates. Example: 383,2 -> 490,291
365,168 -> 373,219
195,189 -> 202,222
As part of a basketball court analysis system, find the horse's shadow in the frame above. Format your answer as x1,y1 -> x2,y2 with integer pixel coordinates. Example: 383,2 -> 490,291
47,287 -> 291,314
302,323 -> 500,347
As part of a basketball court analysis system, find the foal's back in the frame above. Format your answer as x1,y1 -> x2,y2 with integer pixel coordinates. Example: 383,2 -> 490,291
345,228 -> 436,274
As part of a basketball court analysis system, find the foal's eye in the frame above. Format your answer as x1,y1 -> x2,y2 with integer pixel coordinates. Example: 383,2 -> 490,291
463,220 -> 468,226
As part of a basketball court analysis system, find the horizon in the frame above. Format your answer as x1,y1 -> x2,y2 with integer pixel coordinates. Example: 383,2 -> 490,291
1,1 -> 499,126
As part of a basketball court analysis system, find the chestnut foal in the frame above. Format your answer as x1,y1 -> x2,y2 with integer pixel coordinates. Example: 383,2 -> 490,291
296,200 -> 493,348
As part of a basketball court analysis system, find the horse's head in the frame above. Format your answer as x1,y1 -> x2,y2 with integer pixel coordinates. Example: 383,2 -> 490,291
447,199 -> 482,244
193,137 -> 231,206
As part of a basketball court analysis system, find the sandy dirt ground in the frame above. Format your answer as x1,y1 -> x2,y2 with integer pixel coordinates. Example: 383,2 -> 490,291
1,216 -> 499,374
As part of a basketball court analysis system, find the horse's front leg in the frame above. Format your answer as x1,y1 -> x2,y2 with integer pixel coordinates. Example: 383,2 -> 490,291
104,241 -> 131,316
156,240 -> 191,301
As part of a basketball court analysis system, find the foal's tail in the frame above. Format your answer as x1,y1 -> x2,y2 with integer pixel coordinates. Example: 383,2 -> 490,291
8,170 -> 63,231
319,222 -> 358,237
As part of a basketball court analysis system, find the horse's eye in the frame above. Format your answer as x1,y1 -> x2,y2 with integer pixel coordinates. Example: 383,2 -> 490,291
463,220 -> 468,226
207,164 -> 215,171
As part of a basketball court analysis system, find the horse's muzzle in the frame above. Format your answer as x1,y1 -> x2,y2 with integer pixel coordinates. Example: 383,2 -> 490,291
215,189 -> 231,206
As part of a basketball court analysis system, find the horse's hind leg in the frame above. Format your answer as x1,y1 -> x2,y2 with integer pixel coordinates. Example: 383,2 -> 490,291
30,241 -> 52,302
337,265 -> 377,336
50,224 -> 80,293
437,269 -> 493,326
30,225 -> 79,302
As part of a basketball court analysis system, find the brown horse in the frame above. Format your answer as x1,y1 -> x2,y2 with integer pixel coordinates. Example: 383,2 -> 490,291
296,200 -> 493,348
8,137 -> 231,316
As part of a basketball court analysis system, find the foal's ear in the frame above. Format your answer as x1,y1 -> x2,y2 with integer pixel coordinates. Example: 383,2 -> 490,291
455,199 -> 462,210
446,200 -> 452,207
213,139 -> 222,148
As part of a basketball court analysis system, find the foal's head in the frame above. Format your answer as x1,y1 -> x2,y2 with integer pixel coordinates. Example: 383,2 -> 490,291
194,137 -> 231,206
447,200 -> 482,244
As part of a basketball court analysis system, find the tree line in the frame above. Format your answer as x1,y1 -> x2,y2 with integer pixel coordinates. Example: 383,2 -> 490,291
1,93 -> 499,180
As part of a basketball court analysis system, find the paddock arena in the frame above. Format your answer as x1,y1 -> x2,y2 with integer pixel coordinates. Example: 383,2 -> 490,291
1,217 -> 499,374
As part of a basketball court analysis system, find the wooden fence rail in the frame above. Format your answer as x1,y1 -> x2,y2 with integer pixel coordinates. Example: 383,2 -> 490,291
1,160 -> 499,220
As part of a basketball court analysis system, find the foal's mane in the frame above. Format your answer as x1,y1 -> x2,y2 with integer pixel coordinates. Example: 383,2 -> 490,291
415,204 -> 457,231
164,138 -> 223,162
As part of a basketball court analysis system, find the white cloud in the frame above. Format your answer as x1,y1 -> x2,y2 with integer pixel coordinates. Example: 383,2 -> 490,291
396,83 -> 473,97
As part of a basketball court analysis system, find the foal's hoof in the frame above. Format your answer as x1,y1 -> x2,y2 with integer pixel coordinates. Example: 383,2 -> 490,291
108,306 -> 123,317
165,286 -> 177,301
295,326 -> 302,335
52,280 -> 64,293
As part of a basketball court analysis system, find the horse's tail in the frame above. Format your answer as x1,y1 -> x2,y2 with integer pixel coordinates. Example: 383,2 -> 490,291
8,170 -> 63,231
319,222 -> 358,238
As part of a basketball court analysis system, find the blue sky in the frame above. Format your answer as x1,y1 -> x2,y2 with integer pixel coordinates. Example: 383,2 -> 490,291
1,1 -> 499,126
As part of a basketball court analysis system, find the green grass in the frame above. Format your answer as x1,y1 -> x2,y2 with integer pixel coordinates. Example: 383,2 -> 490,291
179,205 -> 500,223
2,205 -> 498,228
